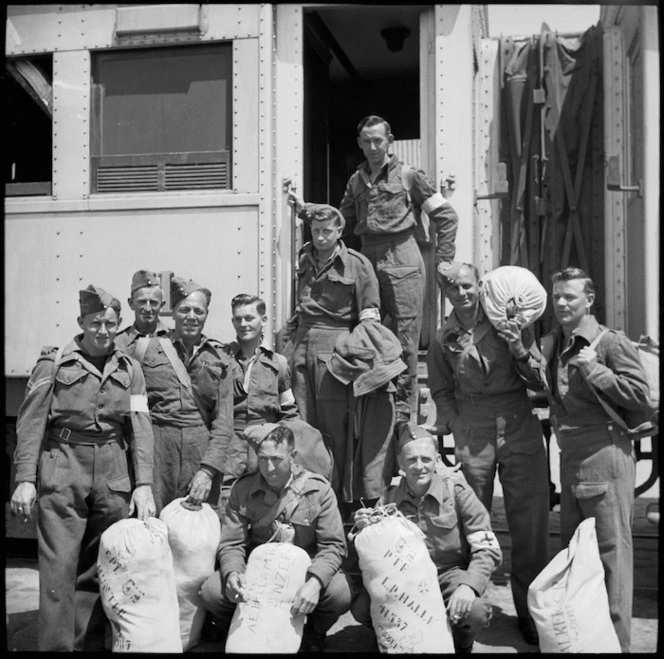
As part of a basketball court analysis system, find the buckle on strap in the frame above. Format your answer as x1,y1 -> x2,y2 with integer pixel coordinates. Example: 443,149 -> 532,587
56,427 -> 72,442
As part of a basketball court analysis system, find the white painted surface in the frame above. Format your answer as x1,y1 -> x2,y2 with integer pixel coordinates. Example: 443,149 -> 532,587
488,4 -> 600,37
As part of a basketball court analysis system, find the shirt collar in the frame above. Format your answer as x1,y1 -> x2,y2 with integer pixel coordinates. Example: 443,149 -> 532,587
358,153 -> 399,177
400,471 -> 445,506
556,314 -> 600,348
441,306 -> 487,339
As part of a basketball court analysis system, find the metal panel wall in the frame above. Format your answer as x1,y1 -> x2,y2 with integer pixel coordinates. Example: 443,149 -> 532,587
6,4 -> 261,55
275,5 -> 304,334
233,39 -> 260,193
434,5 -> 475,263
5,206 -> 261,374
475,38 -> 502,274
52,50 -> 90,200
602,27 -> 628,331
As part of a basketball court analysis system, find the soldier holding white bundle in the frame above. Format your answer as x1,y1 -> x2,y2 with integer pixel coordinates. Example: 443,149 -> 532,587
199,424 -> 352,652
351,424 -> 502,654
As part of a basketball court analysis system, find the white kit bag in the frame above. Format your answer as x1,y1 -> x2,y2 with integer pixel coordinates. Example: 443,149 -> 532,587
98,517 -> 182,653
527,517 -> 621,653
225,523 -> 311,654
353,507 -> 454,654
479,265 -> 547,329
160,498 -> 221,651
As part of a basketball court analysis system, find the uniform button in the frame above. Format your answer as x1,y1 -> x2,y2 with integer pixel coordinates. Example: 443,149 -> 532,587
608,425 -> 613,430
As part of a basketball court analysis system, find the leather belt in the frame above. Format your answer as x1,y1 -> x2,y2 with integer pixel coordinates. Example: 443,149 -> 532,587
49,426 -> 123,445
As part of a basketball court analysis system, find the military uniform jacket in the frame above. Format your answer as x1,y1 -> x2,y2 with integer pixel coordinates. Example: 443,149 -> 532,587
540,315 -> 650,430
140,331 -> 234,473
380,470 -> 502,596
114,319 -> 170,356
219,463 -> 347,589
427,307 -> 542,430
14,337 -> 154,485
225,341 -> 300,432
295,240 -> 380,326
338,154 -> 459,265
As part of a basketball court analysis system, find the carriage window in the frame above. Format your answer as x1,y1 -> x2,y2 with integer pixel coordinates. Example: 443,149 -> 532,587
5,56 -> 53,196
91,44 -> 232,194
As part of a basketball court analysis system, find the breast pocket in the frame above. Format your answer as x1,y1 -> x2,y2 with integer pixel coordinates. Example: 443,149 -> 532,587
318,273 -> 355,312
105,369 -> 132,416
290,499 -> 320,527
54,367 -> 91,412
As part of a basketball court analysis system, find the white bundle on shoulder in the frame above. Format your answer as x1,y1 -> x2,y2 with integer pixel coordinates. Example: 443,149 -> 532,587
479,265 -> 547,329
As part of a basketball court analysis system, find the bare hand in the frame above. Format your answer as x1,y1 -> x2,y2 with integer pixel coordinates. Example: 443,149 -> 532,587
353,507 -> 375,531
497,319 -> 528,358
577,346 -> 598,369
448,584 -> 477,625
226,571 -> 247,603
187,469 -> 214,505
129,484 -> 156,520
11,482 -> 37,522
286,181 -> 305,214
290,578 -> 322,617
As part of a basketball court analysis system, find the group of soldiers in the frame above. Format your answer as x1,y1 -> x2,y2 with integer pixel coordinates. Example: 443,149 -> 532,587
11,114 -> 651,653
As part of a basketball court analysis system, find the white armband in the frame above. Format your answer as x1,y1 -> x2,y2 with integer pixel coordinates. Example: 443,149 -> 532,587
359,308 -> 381,323
280,389 -> 296,407
130,394 -> 149,414
466,530 -> 501,553
422,192 -> 448,214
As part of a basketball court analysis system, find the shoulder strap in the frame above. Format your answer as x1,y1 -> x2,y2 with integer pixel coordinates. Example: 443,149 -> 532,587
400,163 -> 414,204
133,336 -> 150,364
158,338 -> 211,430
584,329 -> 630,433
588,328 -> 610,351
256,469 -> 310,528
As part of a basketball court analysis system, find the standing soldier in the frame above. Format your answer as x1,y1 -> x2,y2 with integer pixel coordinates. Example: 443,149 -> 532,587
10,285 -> 155,651
137,276 -> 235,513
114,269 -> 170,356
290,115 -> 460,422
284,203 -> 382,497
426,262 -> 549,647
540,267 -> 651,652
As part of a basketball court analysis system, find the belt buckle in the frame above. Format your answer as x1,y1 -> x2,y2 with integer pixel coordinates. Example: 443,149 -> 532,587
58,427 -> 72,442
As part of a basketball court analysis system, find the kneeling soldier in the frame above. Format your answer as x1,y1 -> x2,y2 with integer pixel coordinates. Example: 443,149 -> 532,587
351,423 -> 502,653
199,425 -> 353,652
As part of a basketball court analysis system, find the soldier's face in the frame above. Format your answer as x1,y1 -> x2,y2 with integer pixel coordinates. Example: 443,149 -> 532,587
552,279 -> 594,330
311,218 -> 342,259
173,291 -> 208,342
232,303 -> 266,345
398,437 -> 438,494
129,285 -> 165,330
357,123 -> 393,168
78,307 -> 120,356
445,266 -> 480,313
257,439 -> 295,492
